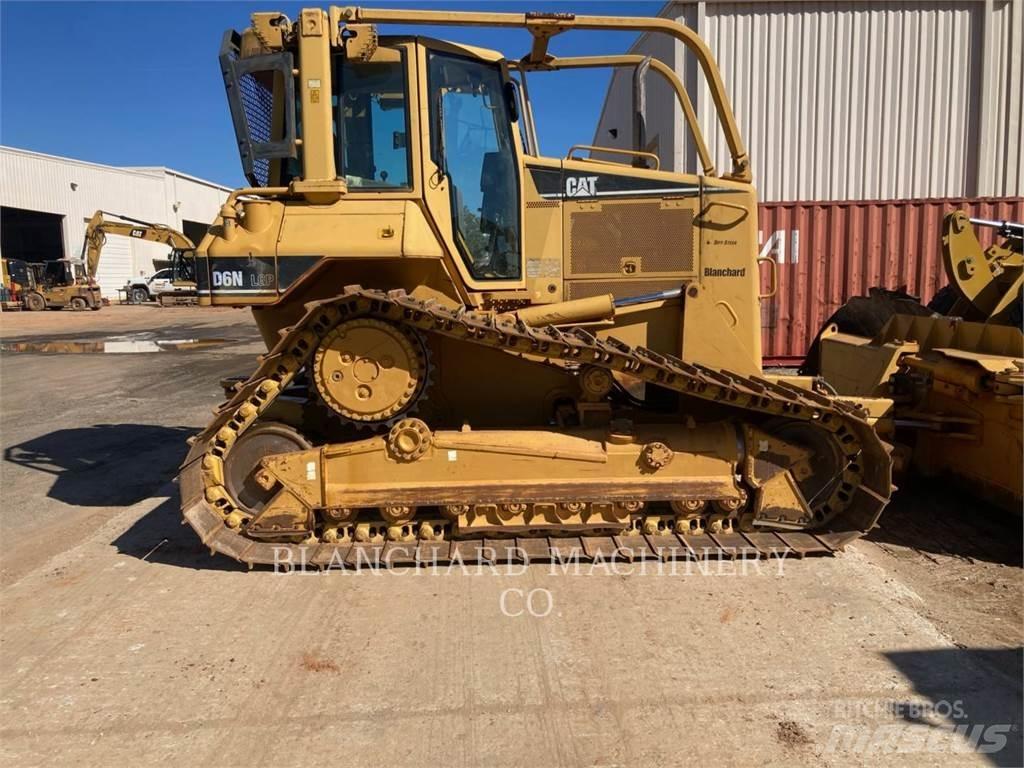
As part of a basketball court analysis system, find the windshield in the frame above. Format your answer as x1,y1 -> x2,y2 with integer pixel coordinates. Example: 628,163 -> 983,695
337,52 -> 411,189
428,52 -> 521,280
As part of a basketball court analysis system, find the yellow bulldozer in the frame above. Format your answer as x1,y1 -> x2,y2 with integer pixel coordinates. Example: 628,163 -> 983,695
180,6 -> 895,566
808,213 -> 1023,513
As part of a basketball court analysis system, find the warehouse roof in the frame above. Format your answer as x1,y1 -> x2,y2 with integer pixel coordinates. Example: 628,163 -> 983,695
0,146 -> 232,193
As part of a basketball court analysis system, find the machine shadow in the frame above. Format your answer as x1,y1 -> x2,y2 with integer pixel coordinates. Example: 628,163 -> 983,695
883,647 -> 1023,766
866,477 -> 1023,567
4,423 -> 195,507
112,495 -> 248,573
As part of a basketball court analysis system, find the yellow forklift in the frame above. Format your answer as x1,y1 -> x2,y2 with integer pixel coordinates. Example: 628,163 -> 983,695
0,256 -> 102,311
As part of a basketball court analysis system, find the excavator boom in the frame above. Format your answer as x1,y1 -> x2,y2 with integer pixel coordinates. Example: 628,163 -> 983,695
82,210 -> 195,280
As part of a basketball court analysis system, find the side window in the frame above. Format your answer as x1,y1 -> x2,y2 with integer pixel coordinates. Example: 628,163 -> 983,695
337,53 -> 411,189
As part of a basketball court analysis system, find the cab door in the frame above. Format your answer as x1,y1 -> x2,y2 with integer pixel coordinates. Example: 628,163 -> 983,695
420,46 -> 527,296
148,269 -> 173,295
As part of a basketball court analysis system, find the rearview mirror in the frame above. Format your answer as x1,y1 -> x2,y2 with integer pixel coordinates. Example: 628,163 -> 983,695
503,81 -> 519,123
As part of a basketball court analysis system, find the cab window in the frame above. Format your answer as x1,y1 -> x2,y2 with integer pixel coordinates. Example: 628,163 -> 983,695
428,52 -> 521,280
336,52 -> 411,189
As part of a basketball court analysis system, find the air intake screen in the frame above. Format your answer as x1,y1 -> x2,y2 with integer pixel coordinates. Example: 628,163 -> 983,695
568,201 -> 695,277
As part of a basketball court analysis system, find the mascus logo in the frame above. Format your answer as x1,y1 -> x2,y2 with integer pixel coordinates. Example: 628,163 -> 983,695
704,266 -> 746,277
565,175 -> 598,197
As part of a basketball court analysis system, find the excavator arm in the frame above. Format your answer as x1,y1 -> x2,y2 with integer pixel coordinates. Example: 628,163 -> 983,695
82,210 -> 196,279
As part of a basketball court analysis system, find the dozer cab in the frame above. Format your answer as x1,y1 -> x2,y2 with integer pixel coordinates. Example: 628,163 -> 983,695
181,7 -> 893,566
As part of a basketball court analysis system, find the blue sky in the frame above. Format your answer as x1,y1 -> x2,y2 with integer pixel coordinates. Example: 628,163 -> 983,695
1,1 -> 662,187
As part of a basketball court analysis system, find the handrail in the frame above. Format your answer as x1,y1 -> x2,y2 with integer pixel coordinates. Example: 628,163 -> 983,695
518,54 -> 715,177
332,6 -> 751,181
566,144 -> 661,170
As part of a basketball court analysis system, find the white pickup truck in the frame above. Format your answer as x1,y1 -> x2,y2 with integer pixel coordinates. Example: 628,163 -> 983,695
125,269 -> 176,304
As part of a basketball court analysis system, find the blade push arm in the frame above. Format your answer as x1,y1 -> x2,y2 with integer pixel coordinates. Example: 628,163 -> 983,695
941,211 -> 1023,323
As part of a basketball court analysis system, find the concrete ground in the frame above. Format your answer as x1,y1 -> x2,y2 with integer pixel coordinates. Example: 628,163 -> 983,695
1,305 -> 1021,767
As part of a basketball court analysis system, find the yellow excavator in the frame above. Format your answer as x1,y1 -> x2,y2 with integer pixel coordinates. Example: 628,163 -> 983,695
82,211 -> 198,305
178,6 -> 895,567
809,213 -> 1023,512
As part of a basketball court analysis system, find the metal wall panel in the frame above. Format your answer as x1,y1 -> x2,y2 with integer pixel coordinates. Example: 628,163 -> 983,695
758,196 -> 1024,362
594,0 -> 1023,201
93,237 -> 133,297
0,147 -> 229,296
987,0 -> 1024,195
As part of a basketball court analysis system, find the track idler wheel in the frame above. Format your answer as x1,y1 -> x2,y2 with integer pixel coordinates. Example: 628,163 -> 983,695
223,422 -> 312,516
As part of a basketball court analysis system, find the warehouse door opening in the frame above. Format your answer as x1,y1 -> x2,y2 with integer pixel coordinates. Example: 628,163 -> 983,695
1,207 -> 64,263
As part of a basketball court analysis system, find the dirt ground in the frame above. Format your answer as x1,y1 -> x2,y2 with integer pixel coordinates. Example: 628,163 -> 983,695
1,305 -> 1021,767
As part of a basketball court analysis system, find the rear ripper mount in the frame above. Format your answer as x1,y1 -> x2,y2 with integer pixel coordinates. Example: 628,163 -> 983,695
180,287 -> 891,569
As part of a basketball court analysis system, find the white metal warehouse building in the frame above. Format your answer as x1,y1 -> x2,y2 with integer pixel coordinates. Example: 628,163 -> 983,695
594,0 -> 1023,201
0,146 -> 231,297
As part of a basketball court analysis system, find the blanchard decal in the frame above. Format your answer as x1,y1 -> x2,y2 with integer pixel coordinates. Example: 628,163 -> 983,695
704,266 -> 747,277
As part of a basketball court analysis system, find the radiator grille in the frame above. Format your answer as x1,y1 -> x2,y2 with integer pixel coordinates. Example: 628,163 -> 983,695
568,202 -> 694,277
565,279 -> 685,301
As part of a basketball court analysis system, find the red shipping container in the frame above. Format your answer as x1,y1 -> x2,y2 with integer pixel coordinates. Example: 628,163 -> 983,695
757,197 -> 1024,365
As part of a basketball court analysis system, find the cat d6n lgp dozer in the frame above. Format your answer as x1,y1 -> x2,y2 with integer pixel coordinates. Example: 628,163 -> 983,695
181,7 -> 893,566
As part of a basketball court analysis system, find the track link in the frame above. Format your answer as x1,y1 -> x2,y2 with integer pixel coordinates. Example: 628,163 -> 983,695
180,286 -> 892,568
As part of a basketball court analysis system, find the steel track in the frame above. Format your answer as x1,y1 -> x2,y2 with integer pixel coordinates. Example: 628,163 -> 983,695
180,286 -> 892,568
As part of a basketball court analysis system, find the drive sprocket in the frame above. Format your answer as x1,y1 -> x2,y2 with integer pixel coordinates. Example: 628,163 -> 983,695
311,318 -> 429,425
